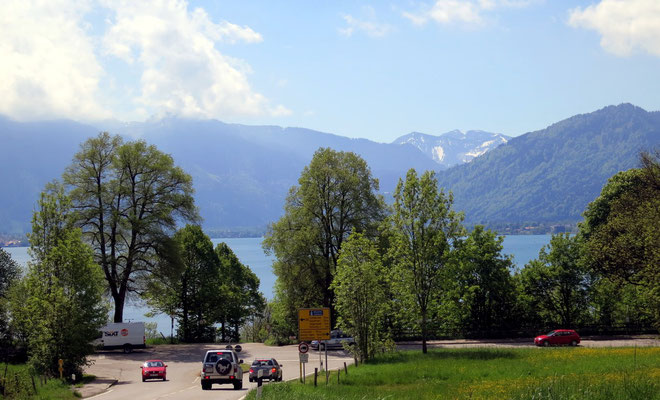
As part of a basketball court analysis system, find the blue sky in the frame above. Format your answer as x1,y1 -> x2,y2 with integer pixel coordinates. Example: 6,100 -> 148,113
2,0 -> 660,142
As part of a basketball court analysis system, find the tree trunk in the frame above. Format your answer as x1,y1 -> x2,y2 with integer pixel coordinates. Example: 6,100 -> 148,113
112,294 -> 124,322
421,311 -> 428,354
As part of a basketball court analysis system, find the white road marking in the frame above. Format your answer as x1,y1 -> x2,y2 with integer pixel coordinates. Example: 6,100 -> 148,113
86,389 -> 113,399
191,376 -> 199,384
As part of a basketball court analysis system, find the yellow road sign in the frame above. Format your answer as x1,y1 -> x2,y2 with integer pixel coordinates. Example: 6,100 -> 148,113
298,308 -> 330,341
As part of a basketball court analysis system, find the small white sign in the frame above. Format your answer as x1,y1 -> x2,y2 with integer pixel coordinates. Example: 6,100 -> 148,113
299,353 -> 309,363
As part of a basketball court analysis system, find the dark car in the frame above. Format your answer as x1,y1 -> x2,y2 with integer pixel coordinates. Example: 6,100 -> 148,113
141,360 -> 167,381
534,329 -> 580,346
249,358 -> 282,382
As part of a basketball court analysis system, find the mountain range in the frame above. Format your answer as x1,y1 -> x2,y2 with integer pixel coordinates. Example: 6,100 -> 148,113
393,130 -> 510,168
0,104 -> 658,236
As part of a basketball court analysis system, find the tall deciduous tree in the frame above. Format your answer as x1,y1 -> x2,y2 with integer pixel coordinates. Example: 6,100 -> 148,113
580,150 -> 660,327
12,184 -> 107,377
264,148 -> 384,332
0,248 -> 20,356
215,243 -> 265,342
145,226 -> 265,343
388,169 -> 463,353
64,132 -> 198,322
518,233 -> 589,328
331,232 -> 388,362
447,226 -> 516,337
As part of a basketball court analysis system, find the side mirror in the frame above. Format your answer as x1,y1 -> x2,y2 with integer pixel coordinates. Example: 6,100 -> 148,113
164,365 -> 168,367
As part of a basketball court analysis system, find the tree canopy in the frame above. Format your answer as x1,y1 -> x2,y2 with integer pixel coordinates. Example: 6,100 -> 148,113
332,232 -> 389,362
11,184 -> 107,377
387,169 -> 464,353
264,147 -> 384,333
63,132 -> 198,322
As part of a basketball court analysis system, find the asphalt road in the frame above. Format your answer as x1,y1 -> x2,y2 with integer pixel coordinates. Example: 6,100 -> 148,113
83,343 -> 354,400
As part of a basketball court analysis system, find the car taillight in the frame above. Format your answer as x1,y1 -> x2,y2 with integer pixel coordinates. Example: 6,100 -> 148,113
249,368 -> 254,373
272,368 -> 277,373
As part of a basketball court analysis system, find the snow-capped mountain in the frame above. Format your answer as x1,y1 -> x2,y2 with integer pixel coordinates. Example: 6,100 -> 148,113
393,130 -> 510,168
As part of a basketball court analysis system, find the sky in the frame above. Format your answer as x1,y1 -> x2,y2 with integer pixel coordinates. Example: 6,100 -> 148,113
2,0 -> 660,143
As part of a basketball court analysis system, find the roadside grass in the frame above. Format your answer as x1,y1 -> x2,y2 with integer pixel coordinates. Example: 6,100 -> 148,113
146,337 -> 180,345
0,363 -> 80,399
245,347 -> 660,400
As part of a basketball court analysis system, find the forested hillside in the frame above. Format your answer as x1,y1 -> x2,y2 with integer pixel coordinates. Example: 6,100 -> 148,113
438,104 -> 660,224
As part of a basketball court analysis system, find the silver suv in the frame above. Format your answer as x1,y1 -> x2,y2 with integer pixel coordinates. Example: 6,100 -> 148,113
201,348 -> 244,390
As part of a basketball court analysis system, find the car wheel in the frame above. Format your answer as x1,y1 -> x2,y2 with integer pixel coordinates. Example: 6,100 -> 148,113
571,340 -> 578,346
142,377 -> 146,382
201,382 -> 210,390
233,381 -> 243,390
543,341 -> 549,347
123,344 -> 133,354
163,376 -> 166,381
320,343 -> 325,351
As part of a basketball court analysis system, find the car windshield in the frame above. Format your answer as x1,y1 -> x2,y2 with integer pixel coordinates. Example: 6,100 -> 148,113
546,331 -> 556,336
145,361 -> 163,367
252,360 -> 269,366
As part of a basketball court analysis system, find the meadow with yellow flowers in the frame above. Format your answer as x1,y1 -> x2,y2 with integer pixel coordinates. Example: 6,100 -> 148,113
247,347 -> 660,400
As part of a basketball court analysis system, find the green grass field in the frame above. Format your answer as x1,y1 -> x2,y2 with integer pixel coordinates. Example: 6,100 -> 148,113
0,364 -> 80,399
246,347 -> 660,400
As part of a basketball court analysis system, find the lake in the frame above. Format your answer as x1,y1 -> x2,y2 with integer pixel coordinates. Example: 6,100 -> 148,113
2,234 -> 550,334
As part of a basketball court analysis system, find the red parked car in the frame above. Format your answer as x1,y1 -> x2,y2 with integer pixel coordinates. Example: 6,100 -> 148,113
141,360 -> 167,381
534,329 -> 580,347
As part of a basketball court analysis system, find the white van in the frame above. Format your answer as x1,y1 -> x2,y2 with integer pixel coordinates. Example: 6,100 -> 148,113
95,322 -> 146,353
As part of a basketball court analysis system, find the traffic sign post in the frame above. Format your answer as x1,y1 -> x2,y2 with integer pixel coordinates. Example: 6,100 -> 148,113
58,359 -> 63,379
298,308 -> 330,341
298,342 -> 309,383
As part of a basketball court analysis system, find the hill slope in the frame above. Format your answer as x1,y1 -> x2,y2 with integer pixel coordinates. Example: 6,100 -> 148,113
437,104 -> 660,224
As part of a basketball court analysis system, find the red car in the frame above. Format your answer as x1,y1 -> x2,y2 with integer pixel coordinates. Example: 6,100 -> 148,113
534,329 -> 580,347
141,360 -> 167,381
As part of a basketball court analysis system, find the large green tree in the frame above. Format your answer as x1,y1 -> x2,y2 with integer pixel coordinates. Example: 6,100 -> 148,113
581,151 -> 660,286
0,248 -> 20,357
331,232 -> 389,362
215,242 -> 265,342
388,169 -> 464,353
517,233 -> 589,328
580,150 -> 660,327
11,184 -> 107,377
146,226 -> 264,343
64,132 -> 198,322
264,148 -> 384,333
446,226 -> 516,337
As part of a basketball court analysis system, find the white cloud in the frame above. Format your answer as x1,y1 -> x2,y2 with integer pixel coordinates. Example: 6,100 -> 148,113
0,0 -> 110,121
568,0 -> 660,57
339,6 -> 393,38
0,0 -> 288,122
102,0 -> 288,119
403,0 -> 538,27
